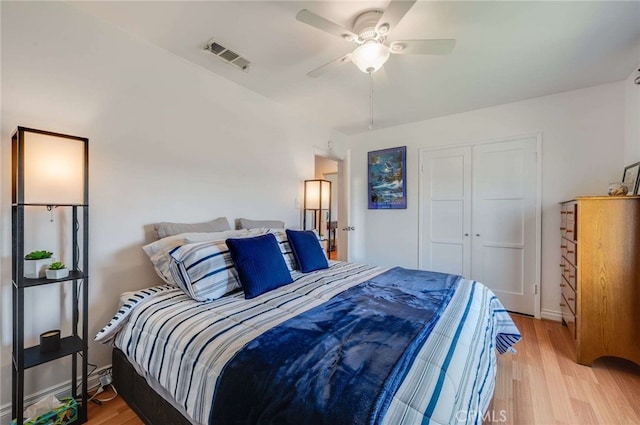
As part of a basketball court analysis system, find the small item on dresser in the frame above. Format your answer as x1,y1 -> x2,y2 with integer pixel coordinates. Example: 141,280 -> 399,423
40,329 -> 61,353
607,182 -> 628,196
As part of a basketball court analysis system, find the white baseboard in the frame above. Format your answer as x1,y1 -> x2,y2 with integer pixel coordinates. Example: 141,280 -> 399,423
0,364 -> 111,423
540,309 -> 562,322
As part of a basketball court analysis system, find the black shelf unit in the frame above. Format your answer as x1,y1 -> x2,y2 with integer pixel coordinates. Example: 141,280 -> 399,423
11,127 -> 89,425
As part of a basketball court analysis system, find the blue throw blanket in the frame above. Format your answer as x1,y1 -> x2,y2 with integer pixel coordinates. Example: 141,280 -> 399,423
209,267 -> 461,425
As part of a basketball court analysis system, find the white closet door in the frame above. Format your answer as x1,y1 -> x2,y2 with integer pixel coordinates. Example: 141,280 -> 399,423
471,138 -> 538,316
420,147 -> 471,277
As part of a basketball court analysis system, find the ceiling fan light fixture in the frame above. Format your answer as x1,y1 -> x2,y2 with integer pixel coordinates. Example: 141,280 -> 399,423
351,42 -> 390,73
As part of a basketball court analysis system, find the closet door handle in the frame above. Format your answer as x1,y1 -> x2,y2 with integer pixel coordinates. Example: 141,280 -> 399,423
475,234 -> 480,237
464,233 -> 469,237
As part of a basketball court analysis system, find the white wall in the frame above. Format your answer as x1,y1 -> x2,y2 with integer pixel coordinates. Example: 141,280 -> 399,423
624,65 -> 640,164
0,1 -> 346,408
346,82 -> 626,321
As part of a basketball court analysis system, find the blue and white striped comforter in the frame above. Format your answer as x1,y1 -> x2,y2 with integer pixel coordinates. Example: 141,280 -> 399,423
96,261 -> 520,425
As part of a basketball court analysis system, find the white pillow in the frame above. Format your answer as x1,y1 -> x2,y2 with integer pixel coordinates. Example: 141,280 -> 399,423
142,230 -> 250,285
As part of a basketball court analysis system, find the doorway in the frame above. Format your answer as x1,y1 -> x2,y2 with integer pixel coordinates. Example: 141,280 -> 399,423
315,156 -> 339,260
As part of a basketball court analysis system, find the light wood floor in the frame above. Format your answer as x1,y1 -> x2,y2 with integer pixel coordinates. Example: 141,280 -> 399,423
86,390 -> 142,425
86,315 -> 640,424
489,314 -> 640,424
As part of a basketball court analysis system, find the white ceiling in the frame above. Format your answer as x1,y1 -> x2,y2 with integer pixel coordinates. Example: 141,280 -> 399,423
73,1 -> 640,135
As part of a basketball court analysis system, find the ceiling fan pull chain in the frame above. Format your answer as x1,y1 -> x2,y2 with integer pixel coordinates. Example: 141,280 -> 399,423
369,73 -> 372,130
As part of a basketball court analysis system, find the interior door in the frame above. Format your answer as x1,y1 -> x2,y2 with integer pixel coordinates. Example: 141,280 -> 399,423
471,138 -> 538,316
420,147 -> 471,277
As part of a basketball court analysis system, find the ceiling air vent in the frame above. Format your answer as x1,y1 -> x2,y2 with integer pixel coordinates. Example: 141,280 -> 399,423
203,39 -> 250,73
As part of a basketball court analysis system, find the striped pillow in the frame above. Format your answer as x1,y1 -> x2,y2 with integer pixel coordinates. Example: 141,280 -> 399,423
269,229 -> 299,272
143,230 -> 251,286
168,240 -> 241,302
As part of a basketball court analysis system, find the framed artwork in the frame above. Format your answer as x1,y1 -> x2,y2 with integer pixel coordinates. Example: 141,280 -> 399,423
622,161 -> 640,195
368,146 -> 407,209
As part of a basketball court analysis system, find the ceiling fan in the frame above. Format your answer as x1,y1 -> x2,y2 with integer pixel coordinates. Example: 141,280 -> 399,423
296,0 -> 456,78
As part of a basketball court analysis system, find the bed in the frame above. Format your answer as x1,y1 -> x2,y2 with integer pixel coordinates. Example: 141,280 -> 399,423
96,227 -> 520,425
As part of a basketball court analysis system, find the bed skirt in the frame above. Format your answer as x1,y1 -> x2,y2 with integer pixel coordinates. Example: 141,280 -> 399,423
112,347 -> 191,425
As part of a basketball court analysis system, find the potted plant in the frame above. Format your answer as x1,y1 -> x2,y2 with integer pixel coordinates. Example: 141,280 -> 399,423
46,262 -> 69,279
24,250 -> 55,279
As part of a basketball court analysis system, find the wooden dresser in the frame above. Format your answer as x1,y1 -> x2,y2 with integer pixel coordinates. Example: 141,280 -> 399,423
560,196 -> 640,366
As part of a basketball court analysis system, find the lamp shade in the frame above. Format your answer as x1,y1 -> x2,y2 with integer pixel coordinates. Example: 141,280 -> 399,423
351,42 -> 390,73
304,179 -> 331,210
22,131 -> 85,204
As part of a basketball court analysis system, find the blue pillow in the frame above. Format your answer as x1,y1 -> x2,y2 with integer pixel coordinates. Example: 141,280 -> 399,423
285,230 -> 329,273
225,233 -> 293,299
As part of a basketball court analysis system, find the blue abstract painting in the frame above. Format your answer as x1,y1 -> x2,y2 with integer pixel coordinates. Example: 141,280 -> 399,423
368,146 -> 406,209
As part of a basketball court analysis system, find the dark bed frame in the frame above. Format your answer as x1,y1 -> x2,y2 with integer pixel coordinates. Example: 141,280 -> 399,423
112,348 -> 191,425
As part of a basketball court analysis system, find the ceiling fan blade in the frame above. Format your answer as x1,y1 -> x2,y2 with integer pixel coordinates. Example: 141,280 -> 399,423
375,0 -> 417,35
389,39 -> 456,55
307,54 -> 352,78
296,9 -> 359,42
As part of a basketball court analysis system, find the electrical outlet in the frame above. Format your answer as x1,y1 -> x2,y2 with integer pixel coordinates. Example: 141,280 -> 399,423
99,373 -> 113,388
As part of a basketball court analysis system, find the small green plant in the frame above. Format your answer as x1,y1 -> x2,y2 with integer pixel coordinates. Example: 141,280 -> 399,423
24,250 -> 53,260
48,261 -> 66,270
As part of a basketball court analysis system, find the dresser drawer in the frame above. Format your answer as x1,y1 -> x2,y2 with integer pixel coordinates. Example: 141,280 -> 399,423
561,203 -> 577,241
564,219 -> 576,241
560,278 -> 576,314
564,202 -> 577,221
560,259 -> 576,290
563,239 -> 577,267
561,294 -> 576,339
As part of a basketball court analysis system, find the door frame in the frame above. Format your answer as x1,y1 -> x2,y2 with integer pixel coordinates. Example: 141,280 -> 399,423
418,132 -> 542,318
